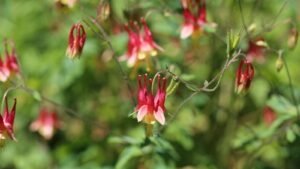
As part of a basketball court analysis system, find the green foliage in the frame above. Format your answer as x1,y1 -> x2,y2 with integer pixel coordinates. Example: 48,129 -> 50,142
0,0 -> 300,168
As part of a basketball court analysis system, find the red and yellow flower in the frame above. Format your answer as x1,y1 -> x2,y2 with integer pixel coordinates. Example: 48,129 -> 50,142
180,0 -> 211,39
120,18 -> 163,71
0,40 -> 20,82
0,97 -> 17,141
30,108 -> 60,140
136,74 -> 167,125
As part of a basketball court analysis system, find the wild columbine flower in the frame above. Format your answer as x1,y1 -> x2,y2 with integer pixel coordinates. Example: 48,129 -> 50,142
180,0 -> 213,39
0,40 -> 20,82
246,38 -> 267,63
0,55 -> 10,82
136,74 -> 167,125
0,97 -> 17,141
235,59 -> 254,94
4,40 -> 19,74
120,18 -> 163,70
263,106 -> 276,126
30,109 -> 60,140
66,23 -> 86,59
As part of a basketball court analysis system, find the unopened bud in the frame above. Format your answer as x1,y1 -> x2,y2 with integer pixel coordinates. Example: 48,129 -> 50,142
288,28 -> 298,50
235,59 -> 254,94
66,23 -> 86,59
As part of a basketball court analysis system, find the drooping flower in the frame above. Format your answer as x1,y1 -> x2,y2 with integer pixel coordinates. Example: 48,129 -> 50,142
180,0 -> 214,39
235,59 -> 254,94
4,40 -> 19,74
0,40 -> 20,82
0,97 -> 17,141
120,18 -> 163,71
136,74 -> 167,125
30,108 -> 60,140
66,23 -> 86,59
246,37 -> 267,63
263,106 -> 276,126
0,55 -> 10,82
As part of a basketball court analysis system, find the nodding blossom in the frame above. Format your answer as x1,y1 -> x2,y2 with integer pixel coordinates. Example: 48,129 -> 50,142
0,40 -> 19,82
246,37 -> 267,63
235,59 -> 254,94
120,18 -> 163,71
136,74 -> 167,125
66,23 -> 86,59
30,109 -> 60,140
180,0 -> 212,39
0,97 -> 17,141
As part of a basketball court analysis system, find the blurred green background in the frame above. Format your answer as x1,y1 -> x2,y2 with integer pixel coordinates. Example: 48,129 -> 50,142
0,0 -> 300,168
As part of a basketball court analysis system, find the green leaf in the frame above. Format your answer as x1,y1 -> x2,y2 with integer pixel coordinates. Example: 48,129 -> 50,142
108,136 -> 141,145
286,128 -> 296,143
115,146 -> 143,169
267,95 -> 298,117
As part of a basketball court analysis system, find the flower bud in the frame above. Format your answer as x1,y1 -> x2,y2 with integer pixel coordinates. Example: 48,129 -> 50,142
66,23 -> 86,59
235,59 -> 254,94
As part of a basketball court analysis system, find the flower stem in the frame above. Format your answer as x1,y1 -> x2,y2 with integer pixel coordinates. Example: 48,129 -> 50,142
83,17 -> 136,107
282,54 -> 300,118
146,124 -> 153,137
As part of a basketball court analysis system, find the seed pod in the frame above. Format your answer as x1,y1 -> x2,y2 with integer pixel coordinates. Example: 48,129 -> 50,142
97,0 -> 110,22
288,28 -> 298,50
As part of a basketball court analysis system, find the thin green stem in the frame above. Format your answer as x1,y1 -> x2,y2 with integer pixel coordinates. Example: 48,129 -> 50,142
268,0 -> 289,31
7,79 -> 106,129
238,0 -> 250,39
261,0 -> 289,33
1,85 -> 21,113
159,91 -> 198,132
85,17 -> 136,107
282,54 -> 300,118
158,50 -> 242,132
